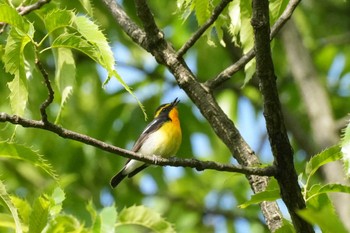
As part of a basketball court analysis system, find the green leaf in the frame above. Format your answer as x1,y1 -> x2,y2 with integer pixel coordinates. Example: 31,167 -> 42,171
117,205 -> 176,233
87,201 -> 101,233
227,0 -> 241,45
44,9 -> 74,35
73,16 -> 114,69
307,183 -> 350,201
53,48 -> 76,124
3,20 -> 33,76
298,207 -> 348,233
238,189 -> 280,208
78,0 -> 94,16
341,120 -> 350,177
0,180 -> 23,233
0,141 -> 58,180
7,75 -> 28,115
301,184 -> 348,232
50,187 -> 65,216
0,213 -> 17,230
100,206 -> 117,233
194,0 -> 210,25
11,196 -> 31,226
243,59 -> 256,87
239,178 -> 280,208
239,0 -> 254,53
3,25 -> 33,115
305,145 -> 342,177
28,195 -> 50,233
274,219 -> 295,233
239,0 -> 255,85
269,0 -> 288,25
0,4 -> 29,32
50,33 -> 98,58
45,215 -> 83,233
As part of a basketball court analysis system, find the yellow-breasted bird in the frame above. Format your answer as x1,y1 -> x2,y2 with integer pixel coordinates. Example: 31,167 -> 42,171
110,98 -> 182,188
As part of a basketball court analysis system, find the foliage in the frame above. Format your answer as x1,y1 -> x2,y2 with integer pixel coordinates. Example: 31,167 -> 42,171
0,0 -> 349,232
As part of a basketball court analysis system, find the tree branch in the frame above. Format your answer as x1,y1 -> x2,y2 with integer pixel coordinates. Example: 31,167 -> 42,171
0,112 -> 276,177
206,0 -> 301,90
35,58 -> 53,123
17,0 -> 51,16
176,0 -> 233,58
251,0 -> 314,232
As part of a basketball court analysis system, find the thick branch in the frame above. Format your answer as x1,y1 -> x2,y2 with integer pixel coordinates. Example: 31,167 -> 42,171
206,0 -> 301,90
251,0 -> 314,232
0,112 -> 276,176
177,0 -> 233,58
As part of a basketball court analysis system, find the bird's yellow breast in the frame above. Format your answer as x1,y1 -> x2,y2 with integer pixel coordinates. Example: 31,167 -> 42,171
139,112 -> 182,158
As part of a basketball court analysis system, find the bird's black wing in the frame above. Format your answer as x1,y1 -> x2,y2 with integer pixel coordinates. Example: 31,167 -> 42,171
131,116 -> 168,152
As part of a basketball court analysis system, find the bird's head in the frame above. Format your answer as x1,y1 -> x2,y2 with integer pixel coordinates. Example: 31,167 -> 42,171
154,98 -> 180,121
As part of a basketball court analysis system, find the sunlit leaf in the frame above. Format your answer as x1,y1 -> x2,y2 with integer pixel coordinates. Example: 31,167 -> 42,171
0,4 -> 29,32
53,48 -> 75,124
194,0 -> 210,25
44,9 -> 74,35
11,196 -> 31,226
341,119 -> 350,177
74,16 -> 114,70
28,195 -> 50,233
301,184 -> 347,232
274,219 -> 295,233
269,0 -> 288,25
7,75 -> 28,115
117,205 -> 176,233
0,141 -> 58,180
50,187 -> 65,216
305,145 -> 342,177
239,178 -> 280,208
79,0 -> 94,16
0,181 -> 23,233
100,206 -> 117,233
46,215 -> 84,233
0,213 -> 17,230
307,183 -> 350,201
3,25 -> 34,115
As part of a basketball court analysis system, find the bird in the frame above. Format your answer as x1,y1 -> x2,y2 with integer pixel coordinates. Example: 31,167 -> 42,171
110,98 -> 182,188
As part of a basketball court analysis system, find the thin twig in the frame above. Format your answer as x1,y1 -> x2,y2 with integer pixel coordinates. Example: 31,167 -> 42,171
0,112 -> 277,177
206,0 -> 301,90
176,0 -> 233,58
17,0 -> 51,16
35,58 -> 54,123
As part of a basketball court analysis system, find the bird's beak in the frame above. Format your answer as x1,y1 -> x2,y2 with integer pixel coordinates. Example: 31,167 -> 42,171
172,98 -> 180,107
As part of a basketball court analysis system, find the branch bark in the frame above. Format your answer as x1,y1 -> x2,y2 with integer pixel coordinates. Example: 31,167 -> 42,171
251,0 -> 314,232
100,0 -> 283,231
0,113 -> 276,176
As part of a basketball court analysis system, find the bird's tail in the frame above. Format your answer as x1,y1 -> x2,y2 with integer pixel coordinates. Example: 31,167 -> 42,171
110,170 -> 127,188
